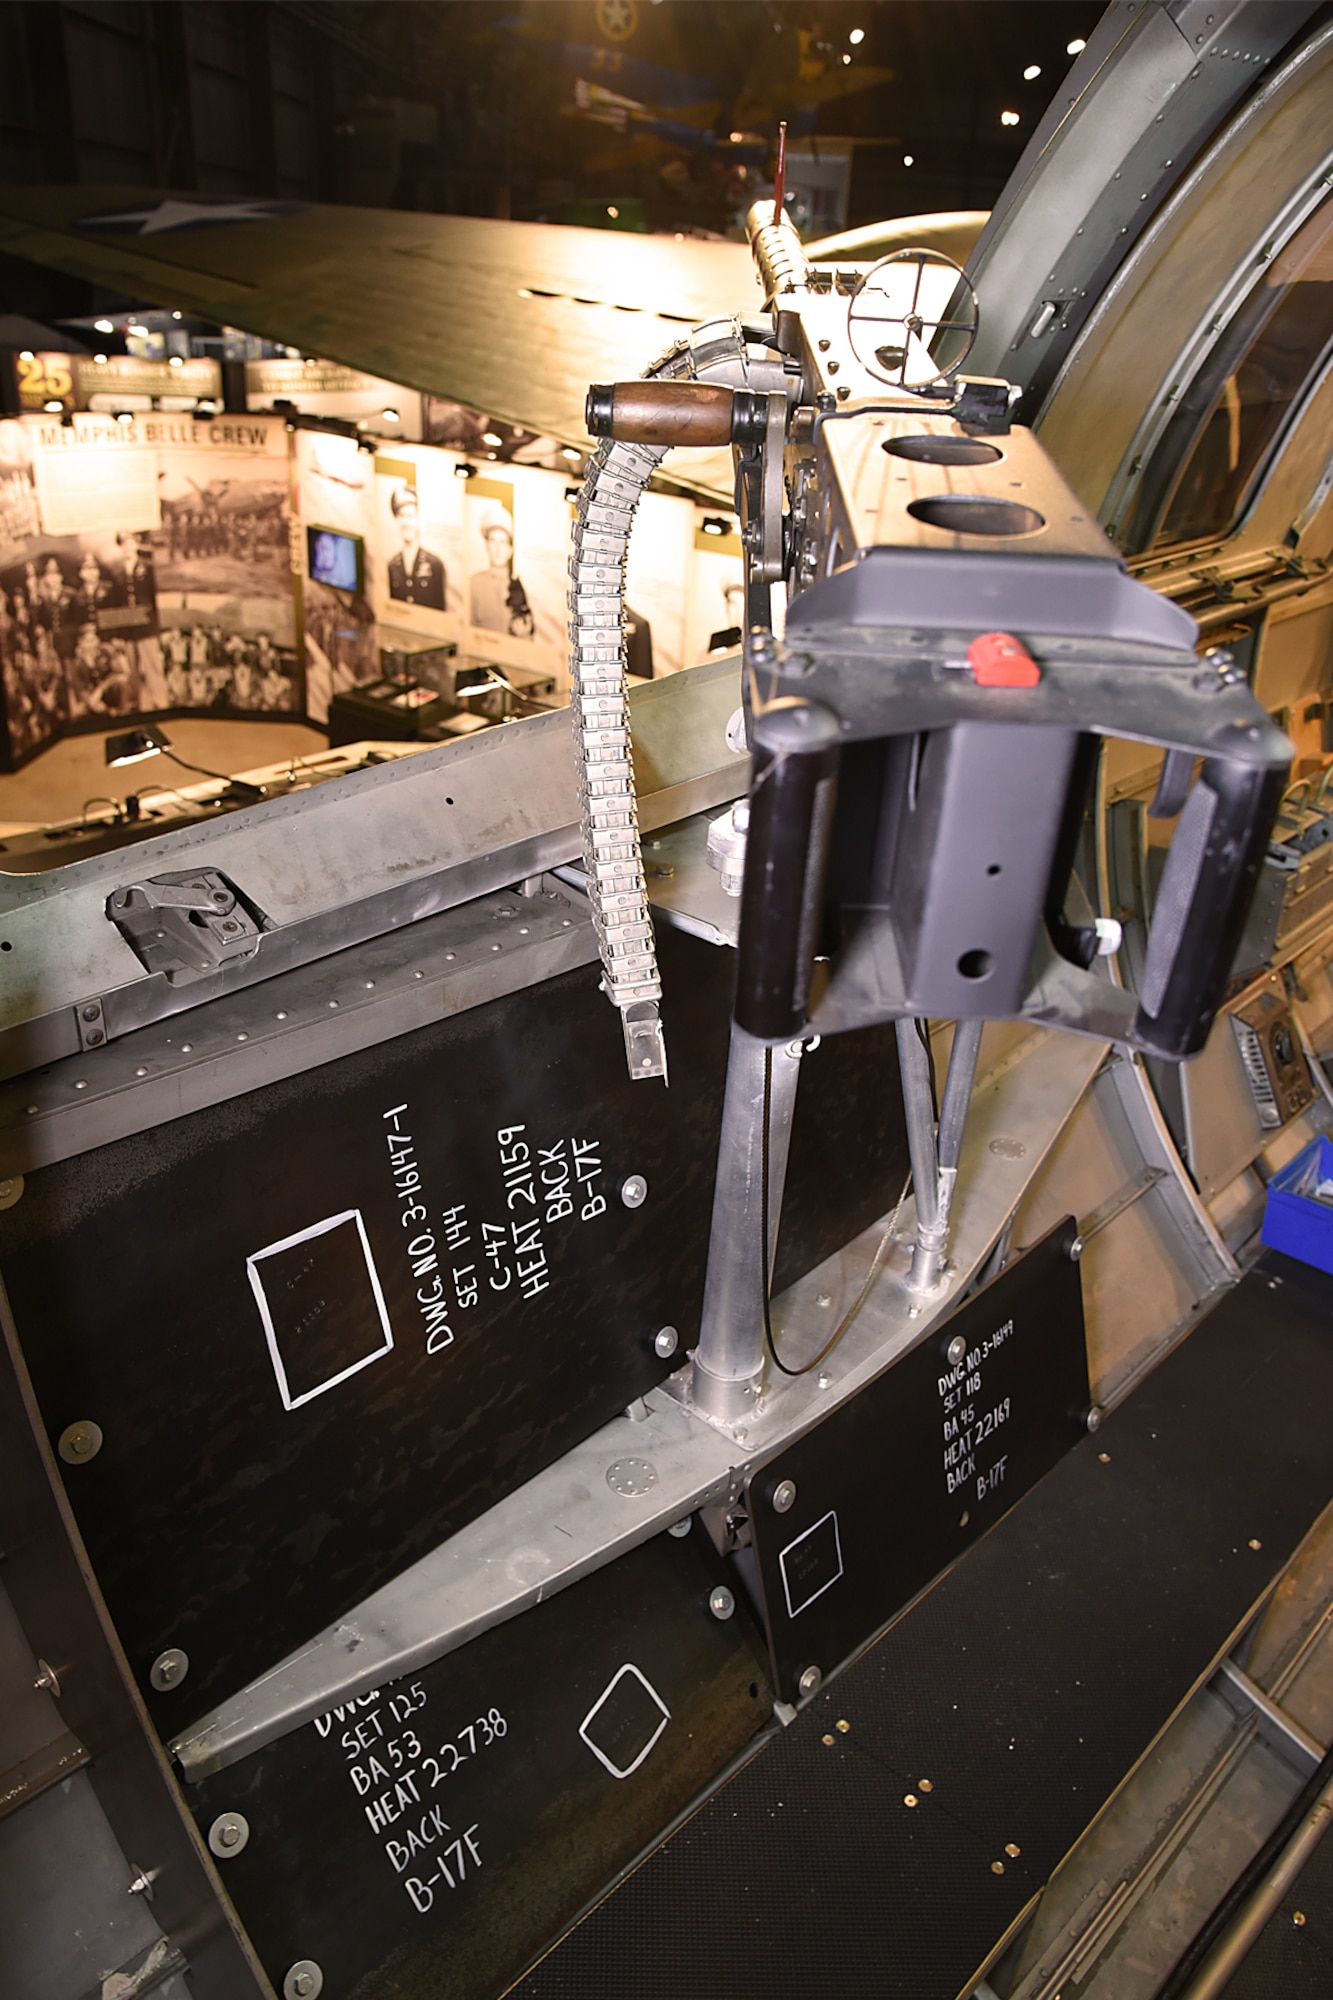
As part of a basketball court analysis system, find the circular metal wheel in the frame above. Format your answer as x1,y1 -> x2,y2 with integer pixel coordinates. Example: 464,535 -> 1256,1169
846,247 -> 979,389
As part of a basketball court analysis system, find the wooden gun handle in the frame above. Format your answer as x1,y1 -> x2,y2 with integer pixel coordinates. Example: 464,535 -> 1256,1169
585,380 -> 738,447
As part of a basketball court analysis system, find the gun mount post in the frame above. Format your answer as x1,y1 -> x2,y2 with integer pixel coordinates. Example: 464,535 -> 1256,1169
691,1027 -> 802,1423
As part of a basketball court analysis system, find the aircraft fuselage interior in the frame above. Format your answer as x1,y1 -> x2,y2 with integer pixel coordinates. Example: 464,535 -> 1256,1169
1,5 -> 1333,1998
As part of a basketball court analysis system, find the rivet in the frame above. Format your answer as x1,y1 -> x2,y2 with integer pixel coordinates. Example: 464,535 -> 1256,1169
822,1732 -> 835,1745
905,1793 -> 918,1807
918,1778 -> 932,1792
1098,1452 -> 1111,1464
1005,1842 -> 1021,1857
73,1080 -> 88,1091
327,999 -> 339,1009
236,1032 -> 248,1042
992,1860 -> 1005,1875
1248,1538 -> 1262,1550
444,953 -> 455,962
491,943 -> 501,952
58,1420 -> 103,1463
276,1011 -> 288,1020
135,1066 -> 148,1077
208,1811 -> 251,1858
836,1719 -> 850,1734
149,1647 -> 189,1692
364,980 -> 375,990
181,1043 -> 192,1053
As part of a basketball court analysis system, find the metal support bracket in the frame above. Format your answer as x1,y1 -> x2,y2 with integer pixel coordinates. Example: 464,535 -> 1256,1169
1214,1655 -> 1326,1776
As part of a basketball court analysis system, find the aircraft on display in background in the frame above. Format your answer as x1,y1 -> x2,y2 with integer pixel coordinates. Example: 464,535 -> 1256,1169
0,5 -> 1332,1999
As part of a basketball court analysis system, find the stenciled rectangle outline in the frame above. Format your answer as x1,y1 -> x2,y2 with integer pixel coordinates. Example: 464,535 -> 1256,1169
779,1508 -> 845,1621
247,1208 -> 393,1412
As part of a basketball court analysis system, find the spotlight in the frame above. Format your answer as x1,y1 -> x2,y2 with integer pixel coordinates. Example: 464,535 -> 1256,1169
848,27 -> 865,44
106,724 -> 169,768
1000,110 -> 1021,126
1067,37 -> 1086,54
1023,63 -> 1041,79
903,154 -> 914,167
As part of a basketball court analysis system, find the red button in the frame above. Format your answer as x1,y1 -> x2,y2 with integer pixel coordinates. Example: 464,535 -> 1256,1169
967,631 -> 1040,687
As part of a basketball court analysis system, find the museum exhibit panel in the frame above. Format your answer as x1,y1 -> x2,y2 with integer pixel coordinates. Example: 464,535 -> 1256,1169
2,4 -> 1333,1998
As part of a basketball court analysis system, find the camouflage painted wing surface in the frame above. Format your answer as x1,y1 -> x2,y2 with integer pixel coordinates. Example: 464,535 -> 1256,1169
0,186 -> 756,500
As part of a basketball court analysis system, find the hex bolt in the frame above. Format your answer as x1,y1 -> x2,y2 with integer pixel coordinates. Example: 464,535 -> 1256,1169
208,1811 -> 251,1859
126,1865 -> 155,1900
1086,1405 -> 1104,1433
149,1647 -> 189,1692
58,1420 -> 103,1464
620,1174 -> 648,1209
946,1334 -> 967,1367
653,1325 -> 679,1359
33,1658 -> 60,1697
667,1516 -> 692,1538
798,1664 -> 822,1697
1068,1234 -> 1085,1261
771,1478 -> 797,1514
284,1962 -> 324,2000
708,1585 -> 736,1620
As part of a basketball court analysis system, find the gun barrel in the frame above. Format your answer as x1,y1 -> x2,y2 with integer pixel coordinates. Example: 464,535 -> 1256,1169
745,198 -> 810,307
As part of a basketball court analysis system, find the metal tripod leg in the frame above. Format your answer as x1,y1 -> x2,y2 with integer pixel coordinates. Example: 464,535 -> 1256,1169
899,1016 -> 984,1293
690,1026 -> 801,1421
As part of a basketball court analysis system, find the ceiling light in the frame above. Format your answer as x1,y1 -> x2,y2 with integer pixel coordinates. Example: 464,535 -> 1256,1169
43,400 -> 63,412
1000,110 -> 1021,126
1023,63 -> 1041,79
94,317 -> 114,334
848,27 -> 864,44
381,407 -> 399,421
1067,37 -> 1086,54
482,431 -> 503,446
903,154 -> 914,166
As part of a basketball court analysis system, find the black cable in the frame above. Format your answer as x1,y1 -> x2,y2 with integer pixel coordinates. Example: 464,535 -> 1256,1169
760,1043 -> 913,1378
161,750 -> 264,801
915,1014 -> 939,1122
1152,1737 -> 1333,1999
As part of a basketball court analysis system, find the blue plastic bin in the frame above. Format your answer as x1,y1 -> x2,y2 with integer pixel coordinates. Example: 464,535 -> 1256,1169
1261,1133 -> 1333,1274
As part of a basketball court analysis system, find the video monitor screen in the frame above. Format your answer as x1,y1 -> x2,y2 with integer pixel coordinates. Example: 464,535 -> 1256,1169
307,526 -> 363,593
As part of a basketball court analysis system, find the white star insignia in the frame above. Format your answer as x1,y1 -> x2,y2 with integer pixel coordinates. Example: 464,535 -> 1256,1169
77,199 -> 305,236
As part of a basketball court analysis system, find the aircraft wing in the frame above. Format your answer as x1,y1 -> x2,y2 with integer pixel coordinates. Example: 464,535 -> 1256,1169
0,185 -> 761,500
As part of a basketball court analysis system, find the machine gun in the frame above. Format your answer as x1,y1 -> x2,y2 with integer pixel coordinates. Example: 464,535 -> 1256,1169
577,170 -> 1290,1418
